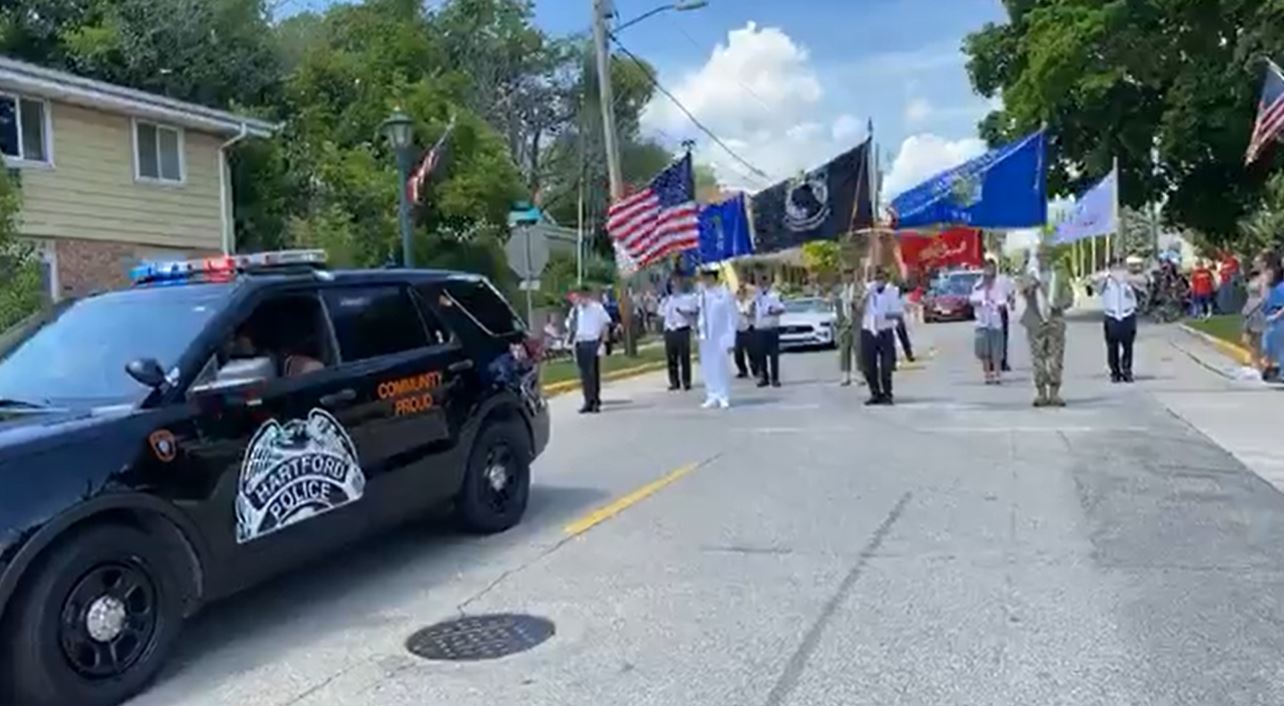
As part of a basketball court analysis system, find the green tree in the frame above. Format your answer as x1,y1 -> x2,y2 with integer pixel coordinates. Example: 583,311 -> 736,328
1238,171 -> 1284,255
964,0 -> 1284,246
2,0 -> 282,109
0,172 -> 43,329
801,241 -> 842,280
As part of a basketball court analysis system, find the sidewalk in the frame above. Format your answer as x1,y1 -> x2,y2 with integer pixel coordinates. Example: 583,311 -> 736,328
1147,323 -> 1284,492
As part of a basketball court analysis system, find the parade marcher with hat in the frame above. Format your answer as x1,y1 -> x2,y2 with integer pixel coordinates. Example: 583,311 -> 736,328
696,266 -> 738,409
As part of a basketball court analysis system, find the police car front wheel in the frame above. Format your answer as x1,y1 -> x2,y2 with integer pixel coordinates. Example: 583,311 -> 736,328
455,421 -> 531,534
1,523 -> 184,706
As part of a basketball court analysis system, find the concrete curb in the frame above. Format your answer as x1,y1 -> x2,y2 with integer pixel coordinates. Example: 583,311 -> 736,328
1179,324 -> 1254,366
542,361 -> 668,398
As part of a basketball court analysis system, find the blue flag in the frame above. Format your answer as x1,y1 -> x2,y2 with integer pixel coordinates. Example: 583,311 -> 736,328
1053,167 -> 1117,244
890,130 -> 1047,230
697,193 -> 754,264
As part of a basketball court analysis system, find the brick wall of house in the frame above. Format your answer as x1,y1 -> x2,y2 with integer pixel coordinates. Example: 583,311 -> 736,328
53,237 -> 217,298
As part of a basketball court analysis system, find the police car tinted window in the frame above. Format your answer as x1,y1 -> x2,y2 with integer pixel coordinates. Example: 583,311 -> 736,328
444,279 -> 524,335
324,287 -> 430,362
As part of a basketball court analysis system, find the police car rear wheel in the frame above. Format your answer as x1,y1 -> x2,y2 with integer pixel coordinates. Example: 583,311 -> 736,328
2,524 -> 183,706
455,422 -> 531,534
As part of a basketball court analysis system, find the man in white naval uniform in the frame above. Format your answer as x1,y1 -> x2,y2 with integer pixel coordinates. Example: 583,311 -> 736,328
696,266 -> 739,409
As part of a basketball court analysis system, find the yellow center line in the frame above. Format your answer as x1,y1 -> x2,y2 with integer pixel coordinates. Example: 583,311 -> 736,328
563,462 -> 700,537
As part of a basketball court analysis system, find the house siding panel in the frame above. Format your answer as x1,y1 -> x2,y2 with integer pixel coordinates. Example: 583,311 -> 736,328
15,101 -> 223,251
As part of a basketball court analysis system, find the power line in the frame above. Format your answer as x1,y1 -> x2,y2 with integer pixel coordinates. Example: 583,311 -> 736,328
607,31 -> 775,184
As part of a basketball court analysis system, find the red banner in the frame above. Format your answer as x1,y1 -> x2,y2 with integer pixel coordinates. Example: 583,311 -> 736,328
898,227 -> 983,275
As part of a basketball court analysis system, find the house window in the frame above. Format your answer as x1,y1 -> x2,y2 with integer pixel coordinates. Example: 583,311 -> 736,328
0,94 -> 50,164
134,120 -> 183,183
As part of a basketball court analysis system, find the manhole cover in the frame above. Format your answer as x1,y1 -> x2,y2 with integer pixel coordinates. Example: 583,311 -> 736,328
406,614 -> 555,661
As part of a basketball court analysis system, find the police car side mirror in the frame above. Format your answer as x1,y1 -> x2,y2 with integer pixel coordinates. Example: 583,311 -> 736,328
126,358 -> 167,389
189,357 -> 274,399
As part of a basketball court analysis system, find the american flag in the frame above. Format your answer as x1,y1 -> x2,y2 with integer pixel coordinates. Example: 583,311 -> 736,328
607,154 -> 699,268
1246,60 -> 1284,165
408,118 -> 455,204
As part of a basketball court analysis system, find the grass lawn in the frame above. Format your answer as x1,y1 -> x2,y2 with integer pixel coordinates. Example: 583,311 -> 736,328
541,344 -> 673,386
1186,314 -> 1244,346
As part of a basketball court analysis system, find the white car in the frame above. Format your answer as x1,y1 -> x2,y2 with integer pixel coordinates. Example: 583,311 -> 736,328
778,297 -> 837,349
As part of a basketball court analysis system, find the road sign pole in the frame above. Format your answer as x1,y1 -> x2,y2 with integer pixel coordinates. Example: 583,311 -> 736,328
523,225 -> 535,327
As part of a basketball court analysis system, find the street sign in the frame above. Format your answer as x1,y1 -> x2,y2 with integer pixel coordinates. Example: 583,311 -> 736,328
519,279 -> 541,291
505,224 -> 550,280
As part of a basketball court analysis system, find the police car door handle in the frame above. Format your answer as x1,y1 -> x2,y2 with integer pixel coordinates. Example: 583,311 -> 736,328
319,388 -> 357,408
448,360 -> 473,373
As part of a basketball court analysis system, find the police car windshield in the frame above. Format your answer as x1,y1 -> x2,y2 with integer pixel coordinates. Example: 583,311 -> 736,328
0,285 -> 229,405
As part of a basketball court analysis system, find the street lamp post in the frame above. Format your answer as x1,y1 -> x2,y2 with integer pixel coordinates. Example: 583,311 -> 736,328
591,0 -> 708,355
381,109 -> 415,268
613,0 -> 708,33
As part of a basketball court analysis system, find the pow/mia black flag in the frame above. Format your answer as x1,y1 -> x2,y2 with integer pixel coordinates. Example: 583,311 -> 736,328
750,139 -> 873,255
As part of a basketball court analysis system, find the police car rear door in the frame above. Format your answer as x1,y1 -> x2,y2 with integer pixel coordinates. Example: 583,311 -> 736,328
320,284 -> 463,528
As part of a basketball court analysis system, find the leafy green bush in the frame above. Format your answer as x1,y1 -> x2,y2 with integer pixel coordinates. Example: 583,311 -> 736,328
0,171 -> 42,330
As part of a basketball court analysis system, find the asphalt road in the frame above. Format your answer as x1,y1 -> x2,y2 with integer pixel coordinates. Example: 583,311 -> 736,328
130,315 -> 1284,706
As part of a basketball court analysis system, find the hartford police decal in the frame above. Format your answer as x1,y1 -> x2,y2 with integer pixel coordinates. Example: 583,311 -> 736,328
235,408 -> 365,544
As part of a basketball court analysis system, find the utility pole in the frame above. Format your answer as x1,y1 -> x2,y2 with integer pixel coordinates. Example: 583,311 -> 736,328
591,0 -> 637,355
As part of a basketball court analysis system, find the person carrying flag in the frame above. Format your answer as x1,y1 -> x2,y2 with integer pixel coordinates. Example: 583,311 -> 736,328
695,266 -> 738,409
1020,245 -> 1074,407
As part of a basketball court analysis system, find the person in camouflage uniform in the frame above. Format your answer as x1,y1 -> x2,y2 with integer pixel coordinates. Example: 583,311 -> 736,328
835,265 -> 863,386
1020,245 -> 1075,407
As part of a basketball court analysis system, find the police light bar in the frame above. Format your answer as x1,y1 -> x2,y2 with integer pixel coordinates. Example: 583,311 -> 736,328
130,249 -> 328,284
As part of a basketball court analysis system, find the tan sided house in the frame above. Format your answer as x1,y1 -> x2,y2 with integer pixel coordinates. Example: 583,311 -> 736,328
0,56 -> 277,298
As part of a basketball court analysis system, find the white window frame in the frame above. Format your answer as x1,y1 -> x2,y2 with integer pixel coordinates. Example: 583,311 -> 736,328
0,92 -> 54,168
131,118 -> 186,185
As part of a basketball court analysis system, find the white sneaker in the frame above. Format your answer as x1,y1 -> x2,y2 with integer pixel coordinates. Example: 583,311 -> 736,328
717,398 -> 730,409
701,399 -> 717,409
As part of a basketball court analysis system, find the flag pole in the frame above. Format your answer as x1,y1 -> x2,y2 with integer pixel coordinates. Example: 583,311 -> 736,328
1109,155 -> 1119,260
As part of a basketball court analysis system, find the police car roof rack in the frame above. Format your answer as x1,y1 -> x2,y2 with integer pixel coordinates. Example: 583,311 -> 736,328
130,249 -> 329,286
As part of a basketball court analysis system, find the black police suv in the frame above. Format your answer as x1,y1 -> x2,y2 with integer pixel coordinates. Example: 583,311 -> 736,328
0,251 -> 549,706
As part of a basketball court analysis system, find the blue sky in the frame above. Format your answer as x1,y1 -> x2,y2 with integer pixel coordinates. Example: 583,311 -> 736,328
284,0 -> 1008,193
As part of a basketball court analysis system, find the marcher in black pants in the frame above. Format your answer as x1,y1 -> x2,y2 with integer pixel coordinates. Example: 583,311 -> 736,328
861,328 -> 895,402
756,327 -> 780,386
752,278 -> 785,387
1101,259 -> 1139,383
567,286 -> 611,413
664,327 -> 692,390
860,268 -> 902,405
1104,315 -> 1136,382
575,341 -> 601,410
660,275 -> 696,391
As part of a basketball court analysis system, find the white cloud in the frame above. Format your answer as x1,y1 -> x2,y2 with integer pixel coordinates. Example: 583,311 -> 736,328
642,22 -> 822,139
904,97 -> 932,125
882,133 -> 987,199
641,22 -> 863,189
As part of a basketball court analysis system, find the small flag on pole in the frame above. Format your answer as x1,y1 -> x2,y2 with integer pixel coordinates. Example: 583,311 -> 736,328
607,153 -> 700,269
1246,60 -> 1284,166
408,117 -> 456,204
1053,166 -> 1118,244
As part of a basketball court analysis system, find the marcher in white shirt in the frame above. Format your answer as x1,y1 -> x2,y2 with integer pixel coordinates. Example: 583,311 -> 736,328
1101,257 -> 1139,383
970,260 -> 1009,385
695,267 -> 739,409
752,276 -> 786,387
860,266 -> 903,405
660,274 -> 698,391
567,286 -> 612,414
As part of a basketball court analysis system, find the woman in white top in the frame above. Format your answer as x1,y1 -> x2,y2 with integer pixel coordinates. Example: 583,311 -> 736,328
969,260 -> 1008,384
